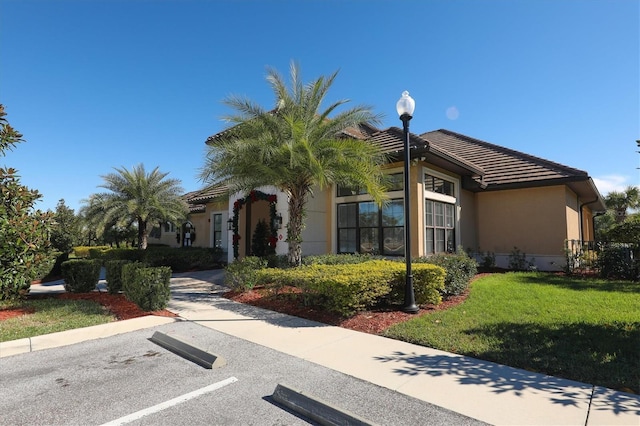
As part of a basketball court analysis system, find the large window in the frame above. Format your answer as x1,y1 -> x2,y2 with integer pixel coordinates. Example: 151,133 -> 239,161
425,200 -> 455,254
337,200 -> 404,256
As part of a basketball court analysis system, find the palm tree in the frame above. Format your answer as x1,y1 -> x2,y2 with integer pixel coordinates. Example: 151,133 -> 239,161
604,185 -> 640,223
200,62 -> 388,265
82,164 -> 189,249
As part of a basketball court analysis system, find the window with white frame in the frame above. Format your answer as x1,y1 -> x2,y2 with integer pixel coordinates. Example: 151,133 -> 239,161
424,173 -> 457,254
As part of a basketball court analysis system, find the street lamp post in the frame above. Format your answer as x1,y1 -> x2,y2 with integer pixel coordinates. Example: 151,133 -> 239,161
397,91 -> 419,313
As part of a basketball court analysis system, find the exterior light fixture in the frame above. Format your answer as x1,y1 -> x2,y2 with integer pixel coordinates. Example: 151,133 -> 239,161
397,91 -> 419,314
227,218 -> 234,231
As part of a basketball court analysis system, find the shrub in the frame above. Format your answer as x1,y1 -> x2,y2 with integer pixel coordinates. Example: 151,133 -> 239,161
143,247 -> 224,272
302,253 -> 375,265
301,262 -> 392,316
72,246 -> 110,259
508,247 -> 535,271
416,249 -> 478,298
123,265 -> 171,311
258,260 -> 445,317
225,256 -> 268,291
60,259 -> 101,293
597,244 -> 636,280
479,251 -> 496,269
33,251 -> 62,281
104,260 -> 132,294
387,262 -> 446,306
99,248 -> 143,262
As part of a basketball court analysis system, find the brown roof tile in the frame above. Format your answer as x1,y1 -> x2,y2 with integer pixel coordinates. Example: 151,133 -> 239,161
421,129 -> 588,188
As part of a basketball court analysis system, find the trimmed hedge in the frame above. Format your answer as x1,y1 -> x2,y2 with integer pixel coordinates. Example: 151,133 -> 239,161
61,259 -> 101,293
257,260 -> 446,317
104,260 -> 131,294
73,246 -> 110,259
81,246 -> 224,272
122,263 -> 171,311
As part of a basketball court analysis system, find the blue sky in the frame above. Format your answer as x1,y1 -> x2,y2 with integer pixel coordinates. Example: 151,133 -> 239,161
1,0 -> 638,213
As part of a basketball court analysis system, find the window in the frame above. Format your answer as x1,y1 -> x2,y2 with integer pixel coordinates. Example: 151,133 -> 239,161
164,222 -> 175,233
212,214 -> 223,248
425,174 -> 454,196
337,199 -> 405,256
425,200 -> 455,254
336,171 -> 403,197
386,172 -> 404,192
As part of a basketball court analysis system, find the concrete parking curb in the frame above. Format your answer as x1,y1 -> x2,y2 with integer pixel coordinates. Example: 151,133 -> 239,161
272,383 -> 377,426
0,316 -> 177,358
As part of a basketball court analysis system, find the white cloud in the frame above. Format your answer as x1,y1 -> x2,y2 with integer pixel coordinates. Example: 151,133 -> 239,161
592,175 -> 632,195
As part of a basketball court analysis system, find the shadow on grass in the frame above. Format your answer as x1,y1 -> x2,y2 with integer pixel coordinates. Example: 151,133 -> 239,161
462,321 -> 640,394
519,273 -> 640,293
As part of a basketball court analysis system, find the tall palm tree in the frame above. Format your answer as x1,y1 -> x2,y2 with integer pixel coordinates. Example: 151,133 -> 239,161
604,185 -> 640,223
82,164 -> 189,249
200,62 -> 388,265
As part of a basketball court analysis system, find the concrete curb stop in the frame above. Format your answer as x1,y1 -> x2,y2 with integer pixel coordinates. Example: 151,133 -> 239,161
149,331 -> 226,369
272,383 -> 377,426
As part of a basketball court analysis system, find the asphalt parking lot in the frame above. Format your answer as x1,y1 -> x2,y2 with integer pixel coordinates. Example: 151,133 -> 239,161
0,320 -> 484,425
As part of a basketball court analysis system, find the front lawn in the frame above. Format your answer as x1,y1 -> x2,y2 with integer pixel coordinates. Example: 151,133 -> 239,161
383,272 -> 640,393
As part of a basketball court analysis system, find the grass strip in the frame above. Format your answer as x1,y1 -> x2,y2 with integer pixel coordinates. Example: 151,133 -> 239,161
0,299 -> 116,342
383,272 -> 640,393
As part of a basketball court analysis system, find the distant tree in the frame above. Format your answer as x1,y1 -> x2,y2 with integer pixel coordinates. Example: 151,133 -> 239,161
82,164 -> 188,249
200,62 -> 387,266
50,199 -> 81,254
0,104 -> 56,300
604,186 -> 640,223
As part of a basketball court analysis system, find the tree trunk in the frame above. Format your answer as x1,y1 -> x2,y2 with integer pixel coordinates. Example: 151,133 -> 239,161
138,218 -> 148,250
286,186 -> 308,266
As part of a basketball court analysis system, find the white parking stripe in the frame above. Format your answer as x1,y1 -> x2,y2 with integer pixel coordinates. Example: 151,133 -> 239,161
100,377 -> 238,426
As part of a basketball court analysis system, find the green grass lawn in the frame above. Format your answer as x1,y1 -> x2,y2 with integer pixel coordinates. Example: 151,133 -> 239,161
0,299 -> 116,343
383,272 -> 640,393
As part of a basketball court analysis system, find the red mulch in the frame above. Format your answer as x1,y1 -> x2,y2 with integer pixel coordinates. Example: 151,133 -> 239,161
2,278 -> 477,335
222,285 -> 471,335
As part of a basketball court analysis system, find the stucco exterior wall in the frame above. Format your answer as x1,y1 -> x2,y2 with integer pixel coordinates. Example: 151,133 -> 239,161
459,188 -> 478,252
476,185 -> 568,268
565,187 -> 580,242
301,187 -> 331,256
187,214 -> 209,248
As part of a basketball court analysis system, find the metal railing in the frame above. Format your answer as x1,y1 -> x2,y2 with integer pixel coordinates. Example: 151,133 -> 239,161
565,239 -> 637,275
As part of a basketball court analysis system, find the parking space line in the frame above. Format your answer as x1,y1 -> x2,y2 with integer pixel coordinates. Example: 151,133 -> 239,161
100,377 -> 238,426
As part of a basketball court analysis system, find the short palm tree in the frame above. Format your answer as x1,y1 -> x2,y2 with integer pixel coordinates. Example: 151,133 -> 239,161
82,164 -> 189,249
605,186 -> 640,222
200,62 -> 388,265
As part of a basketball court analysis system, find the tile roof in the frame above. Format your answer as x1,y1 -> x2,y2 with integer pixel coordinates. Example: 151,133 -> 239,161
421,129 -> 589,188
184,184 -> 228,204
200,124 -> 604,209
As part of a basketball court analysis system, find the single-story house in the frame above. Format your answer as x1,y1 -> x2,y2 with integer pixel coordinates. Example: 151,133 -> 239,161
149,126 -> 605,271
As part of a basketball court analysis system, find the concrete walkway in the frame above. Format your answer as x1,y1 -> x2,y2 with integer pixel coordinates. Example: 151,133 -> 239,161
2,270 -> 639,425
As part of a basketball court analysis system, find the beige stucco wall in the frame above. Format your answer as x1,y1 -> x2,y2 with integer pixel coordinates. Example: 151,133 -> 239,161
459,188 -> 478,252
476,185 -> 568,256
565,187 -> 581,242
301,187 -> 331,256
